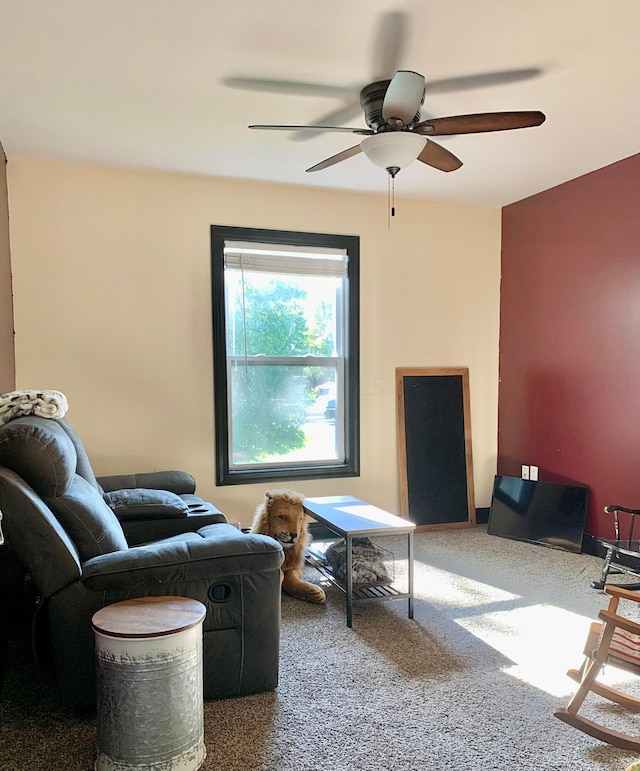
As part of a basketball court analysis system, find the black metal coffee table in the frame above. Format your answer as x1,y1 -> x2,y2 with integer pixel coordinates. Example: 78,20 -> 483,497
303,495 -> 415,627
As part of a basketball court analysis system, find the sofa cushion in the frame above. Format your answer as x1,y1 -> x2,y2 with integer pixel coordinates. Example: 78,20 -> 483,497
104,489 -> 189,520
0,416 -> 77,498
56,418 -> 104,493
45,476 -> 128,560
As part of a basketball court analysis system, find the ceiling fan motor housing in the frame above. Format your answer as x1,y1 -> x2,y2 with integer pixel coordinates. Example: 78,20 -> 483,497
360,80 -> 421,131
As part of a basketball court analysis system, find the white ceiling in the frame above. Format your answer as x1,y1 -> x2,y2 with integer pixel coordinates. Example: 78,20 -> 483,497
1,0 -> 639,207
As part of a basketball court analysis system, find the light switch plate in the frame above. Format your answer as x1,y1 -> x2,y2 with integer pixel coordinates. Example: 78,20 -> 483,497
530,465 -> 539,481
521,464 -> 530,479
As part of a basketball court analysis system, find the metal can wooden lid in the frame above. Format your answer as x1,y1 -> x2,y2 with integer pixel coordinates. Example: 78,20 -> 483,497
92,596 -> 206,638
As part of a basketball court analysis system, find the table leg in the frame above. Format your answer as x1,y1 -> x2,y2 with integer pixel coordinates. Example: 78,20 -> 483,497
346,533 -> 353,628
408,531 -> 414,619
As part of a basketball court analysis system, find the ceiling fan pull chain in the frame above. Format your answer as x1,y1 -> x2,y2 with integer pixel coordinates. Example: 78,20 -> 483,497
387,170 -> 398,229
391,173 -> 396,218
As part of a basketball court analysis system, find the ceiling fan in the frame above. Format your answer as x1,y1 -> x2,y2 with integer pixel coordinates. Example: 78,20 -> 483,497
248,69 -> 546,179
225,10 -> 543,144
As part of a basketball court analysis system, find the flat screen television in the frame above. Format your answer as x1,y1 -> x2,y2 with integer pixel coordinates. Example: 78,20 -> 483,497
487,475 -> 589,553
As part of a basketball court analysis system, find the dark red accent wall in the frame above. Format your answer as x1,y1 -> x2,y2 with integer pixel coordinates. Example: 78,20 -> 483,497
499,153 -> 640,539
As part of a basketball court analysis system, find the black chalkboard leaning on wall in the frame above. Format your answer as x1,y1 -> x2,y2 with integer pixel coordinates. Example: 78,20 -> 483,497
396,367 -> 476,531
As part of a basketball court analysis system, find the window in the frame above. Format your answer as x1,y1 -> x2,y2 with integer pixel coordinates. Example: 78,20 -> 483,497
211,225 -> 360,485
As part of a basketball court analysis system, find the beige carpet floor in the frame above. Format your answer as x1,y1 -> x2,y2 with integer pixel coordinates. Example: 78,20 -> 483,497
2,526 -> 640,770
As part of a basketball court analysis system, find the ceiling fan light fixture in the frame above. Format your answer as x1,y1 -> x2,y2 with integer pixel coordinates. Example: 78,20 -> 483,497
361,132 -> 427,172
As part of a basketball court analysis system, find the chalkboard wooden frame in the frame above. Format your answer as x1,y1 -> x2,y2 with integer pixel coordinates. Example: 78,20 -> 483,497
396,367 -> 476,531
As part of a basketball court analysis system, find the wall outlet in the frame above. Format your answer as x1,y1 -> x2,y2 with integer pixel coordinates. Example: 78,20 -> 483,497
530,465 -> 539,481
521,464 -> 530,480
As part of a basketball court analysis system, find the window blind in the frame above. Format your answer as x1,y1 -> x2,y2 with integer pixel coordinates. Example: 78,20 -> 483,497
224,241 -> 348,277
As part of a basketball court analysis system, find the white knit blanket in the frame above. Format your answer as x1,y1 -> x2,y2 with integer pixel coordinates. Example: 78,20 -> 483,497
0,389 -> 68,427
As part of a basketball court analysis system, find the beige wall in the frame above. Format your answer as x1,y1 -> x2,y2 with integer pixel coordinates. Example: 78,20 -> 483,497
7,158 -> 501,526
0,142 -> 15,392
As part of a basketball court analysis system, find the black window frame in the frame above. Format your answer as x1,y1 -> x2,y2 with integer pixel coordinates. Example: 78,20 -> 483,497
211,224 -> 360,486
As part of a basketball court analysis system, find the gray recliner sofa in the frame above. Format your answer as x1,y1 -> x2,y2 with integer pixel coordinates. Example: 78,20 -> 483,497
0,415 -> 283,713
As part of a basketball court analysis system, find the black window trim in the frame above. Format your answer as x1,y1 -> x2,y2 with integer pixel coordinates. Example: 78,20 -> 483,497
211,224 -> 360,486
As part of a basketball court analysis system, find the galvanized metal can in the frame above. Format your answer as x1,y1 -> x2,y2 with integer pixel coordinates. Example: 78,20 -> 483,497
92,596 -> 207,771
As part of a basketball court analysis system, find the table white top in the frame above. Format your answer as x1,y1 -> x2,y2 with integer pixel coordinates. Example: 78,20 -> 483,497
303,495 -> 415,536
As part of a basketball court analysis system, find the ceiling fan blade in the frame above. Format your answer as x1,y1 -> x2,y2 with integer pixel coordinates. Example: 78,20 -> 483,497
306,145 -> 363,173
249,124 -> 374,135
372,11 -> 409,79
417,140 -> 463,172
414,111 -> 546,135
290,101 -> 364,142
426,68 -> 543,95
382,70 -> 426,124
223,76 -> 353,100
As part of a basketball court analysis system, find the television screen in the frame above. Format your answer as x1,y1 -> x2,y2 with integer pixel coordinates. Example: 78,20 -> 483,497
488,475 -> 589,553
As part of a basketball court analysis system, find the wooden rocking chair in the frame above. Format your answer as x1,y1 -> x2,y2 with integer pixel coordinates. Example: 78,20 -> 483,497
590,504 -> 640,590
555,585 -> 640,750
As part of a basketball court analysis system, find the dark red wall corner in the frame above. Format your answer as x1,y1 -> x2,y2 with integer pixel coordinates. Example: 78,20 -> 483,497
499,153 -> 640,539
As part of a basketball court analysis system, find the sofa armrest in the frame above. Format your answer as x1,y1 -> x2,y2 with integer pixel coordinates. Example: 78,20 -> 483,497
97,470 -> 197,495
81,524 -> 283,590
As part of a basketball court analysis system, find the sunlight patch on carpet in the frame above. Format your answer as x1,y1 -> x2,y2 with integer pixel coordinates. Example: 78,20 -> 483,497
412,561 -> 518,607
412,562 -> 638,697
456,602 -> 638,697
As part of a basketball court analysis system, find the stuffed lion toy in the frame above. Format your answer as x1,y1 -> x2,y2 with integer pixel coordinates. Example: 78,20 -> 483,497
251,489 -> 326,604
